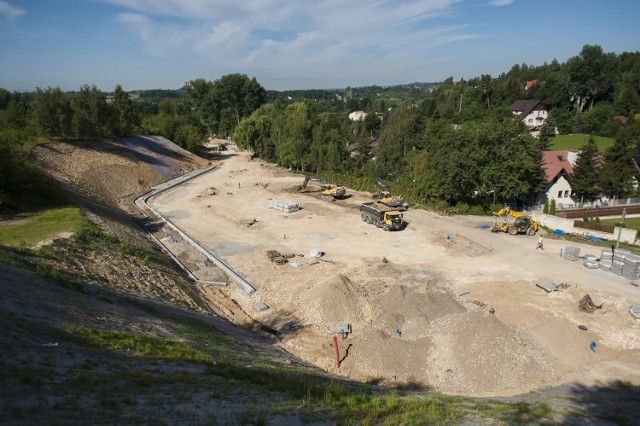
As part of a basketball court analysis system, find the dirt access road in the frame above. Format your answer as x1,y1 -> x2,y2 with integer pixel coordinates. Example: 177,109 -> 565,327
149,149 -> 640,397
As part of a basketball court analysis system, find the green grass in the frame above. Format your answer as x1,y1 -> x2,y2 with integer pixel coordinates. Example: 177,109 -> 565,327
599,217 -> 640,231
549,134 -> 614,151
0,206 -> 84,247
69,326 -> 213,364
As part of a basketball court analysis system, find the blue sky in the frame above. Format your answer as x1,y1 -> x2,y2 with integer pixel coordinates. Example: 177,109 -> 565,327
1,0 -> 639,92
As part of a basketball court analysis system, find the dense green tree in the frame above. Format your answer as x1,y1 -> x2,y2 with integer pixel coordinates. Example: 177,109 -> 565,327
0,102 -> 28,134
538,120 -> 555,146
174,123 -> 203,152
111,84 -> 138,136
31,87 -> 73,139
184,78 -> 218,136
234,116 -> 260,153
0,88 -> 12,110
599,128 -> 637,198
71,85 -> 111,139
571,136 -> 600,202
363,111 -> 381,136
183,74 -> 266,138
615,71 -> 640,117
581,102 -> 614,135
476,119 -> 546,202
0,132 -> 24,209
566,44 -> 618,112
421,125 -> 480,202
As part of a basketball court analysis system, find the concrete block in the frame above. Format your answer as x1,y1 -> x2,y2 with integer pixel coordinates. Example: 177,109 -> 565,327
254,301 -> 269,312
536,281 -> 557,293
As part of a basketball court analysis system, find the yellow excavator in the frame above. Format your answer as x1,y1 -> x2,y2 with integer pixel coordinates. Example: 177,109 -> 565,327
491,207 -> 539,236
320,184 -> 346,199
372,191 -> 406,209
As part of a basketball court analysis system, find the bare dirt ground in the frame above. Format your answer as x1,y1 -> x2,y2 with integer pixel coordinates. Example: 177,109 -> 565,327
148,149 -> 640,397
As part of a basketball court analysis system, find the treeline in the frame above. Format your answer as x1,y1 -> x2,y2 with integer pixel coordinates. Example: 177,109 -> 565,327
234,45 -> 640,211
2,45 -> 640,213
234,101 -> 547,212
0,73 -> 266,211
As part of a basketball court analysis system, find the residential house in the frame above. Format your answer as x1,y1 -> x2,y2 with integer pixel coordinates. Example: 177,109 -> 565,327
537,150 -> 578,208
348,111 -> 367,121
346,137 -> 379,158
510,100 -> 548,136
524,80 -> 538,91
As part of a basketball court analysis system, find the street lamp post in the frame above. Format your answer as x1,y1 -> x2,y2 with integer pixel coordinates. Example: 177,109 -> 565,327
615,208 -> 626,250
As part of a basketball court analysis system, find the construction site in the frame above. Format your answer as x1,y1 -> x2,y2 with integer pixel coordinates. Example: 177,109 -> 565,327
131,142 -> 640,397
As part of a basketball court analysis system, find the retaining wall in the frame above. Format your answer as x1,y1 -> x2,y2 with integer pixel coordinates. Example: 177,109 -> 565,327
532,212 -> 637,244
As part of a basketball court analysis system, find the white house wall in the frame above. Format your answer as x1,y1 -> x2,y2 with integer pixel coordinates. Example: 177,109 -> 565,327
523,109 -> 548,128
538,175 -> 574,208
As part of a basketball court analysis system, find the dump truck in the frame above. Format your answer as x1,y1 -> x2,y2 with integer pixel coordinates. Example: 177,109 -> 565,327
360,202 -> 404,231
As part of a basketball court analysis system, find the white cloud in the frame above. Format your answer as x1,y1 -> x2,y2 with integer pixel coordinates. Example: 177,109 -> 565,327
489,0 -> 513,6
0,1 -> 25,20
106,0 -> 484,85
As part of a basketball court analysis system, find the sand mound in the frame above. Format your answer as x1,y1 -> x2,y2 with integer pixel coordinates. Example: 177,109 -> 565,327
300,274 -> 378,328
427,310 -> 555,394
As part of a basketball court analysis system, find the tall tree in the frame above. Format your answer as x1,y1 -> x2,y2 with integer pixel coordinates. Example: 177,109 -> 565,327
599,128 -> 637,198
184,78 -> 218,136
216,73 -> 266,131
566,45 -> 618,112
111,84 -> 138,136
72,85 -> 111,139
31,87 -> 73,139
571,136 -> 600,202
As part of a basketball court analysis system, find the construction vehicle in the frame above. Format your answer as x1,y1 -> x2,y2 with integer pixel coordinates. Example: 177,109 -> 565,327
360,202 -> 404,231
491,207 -> 539,236
372,191 -> 406,209
297,175 -> 310,191
372,178 -> 407,209
320,184 -> 346,200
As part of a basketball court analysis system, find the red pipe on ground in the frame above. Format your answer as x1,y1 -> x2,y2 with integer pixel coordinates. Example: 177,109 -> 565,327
333,336 -> 340,368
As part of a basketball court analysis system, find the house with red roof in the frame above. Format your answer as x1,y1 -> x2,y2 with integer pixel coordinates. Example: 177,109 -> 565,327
511,100 -> 548,136
537,150 -> 578,208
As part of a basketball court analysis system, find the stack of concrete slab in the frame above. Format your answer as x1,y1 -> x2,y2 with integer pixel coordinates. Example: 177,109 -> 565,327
268,200 -> 299,213
583,254 -> 598,269
563,246 -> 580,261
622,252 -> 640,280
611,248 -> 631,277
599,249 -> 613,271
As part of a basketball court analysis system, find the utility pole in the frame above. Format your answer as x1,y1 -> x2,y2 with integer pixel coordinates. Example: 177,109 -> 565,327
616,208 -> 626,250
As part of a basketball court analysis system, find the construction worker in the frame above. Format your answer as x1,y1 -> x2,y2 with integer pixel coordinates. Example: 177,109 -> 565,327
536,235 -> 544,250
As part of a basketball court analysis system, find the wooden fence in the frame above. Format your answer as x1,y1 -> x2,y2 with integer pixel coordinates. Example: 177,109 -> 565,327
573,220 -> 615,234
557,204 -> 640,219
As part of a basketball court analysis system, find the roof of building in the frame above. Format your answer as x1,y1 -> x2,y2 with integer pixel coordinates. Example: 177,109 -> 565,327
510,99 -> 546,119
614,115 -> 629,124
346,137 -> 379,153
525,80 -> 538,89
542,150 -> 574,183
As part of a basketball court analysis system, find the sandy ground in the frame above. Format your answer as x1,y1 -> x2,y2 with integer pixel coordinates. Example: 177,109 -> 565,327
148,150 -> 640,397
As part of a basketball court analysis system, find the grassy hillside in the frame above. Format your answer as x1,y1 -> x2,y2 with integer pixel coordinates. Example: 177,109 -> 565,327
549,134 -> 615,151
0,207 -> 84,247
